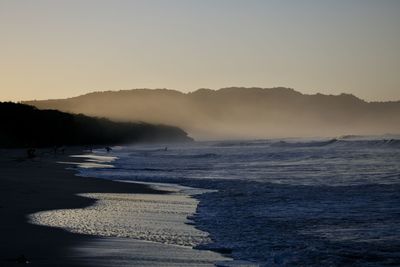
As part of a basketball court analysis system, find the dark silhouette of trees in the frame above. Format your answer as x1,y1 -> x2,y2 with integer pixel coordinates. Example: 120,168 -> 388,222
0,102 -> 192,148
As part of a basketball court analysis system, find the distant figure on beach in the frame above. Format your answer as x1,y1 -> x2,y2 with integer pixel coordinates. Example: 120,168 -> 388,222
27,148 -> 36,159
16,254 -> 29,264
54,145 -> 66,155
164,146 -> 168,151
105,146 -> 112,153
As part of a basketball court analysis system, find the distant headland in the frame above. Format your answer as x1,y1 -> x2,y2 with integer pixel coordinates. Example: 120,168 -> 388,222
24,87 -> 400,140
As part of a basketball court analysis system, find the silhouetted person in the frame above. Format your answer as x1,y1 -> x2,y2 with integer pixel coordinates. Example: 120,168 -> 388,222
53,145 -> 63,155
16,254 -> 29,264
164,146 -> 168,151
105,146 -> 112,153
26,148 -> 36,159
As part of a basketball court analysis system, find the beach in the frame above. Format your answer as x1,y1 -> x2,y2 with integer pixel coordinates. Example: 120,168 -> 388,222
0,148 -> 230,267
0,148 -> 159,266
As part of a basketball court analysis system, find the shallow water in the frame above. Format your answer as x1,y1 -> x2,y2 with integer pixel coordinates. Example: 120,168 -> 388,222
75,137 -> 400,266
30,192 -> 210,247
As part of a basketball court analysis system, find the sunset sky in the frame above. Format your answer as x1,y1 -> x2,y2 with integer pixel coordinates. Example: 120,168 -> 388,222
1,0 -> 399,102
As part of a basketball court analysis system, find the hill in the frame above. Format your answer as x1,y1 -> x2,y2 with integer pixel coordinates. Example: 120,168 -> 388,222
25,87 -> 400,139
0,102 -> 192,148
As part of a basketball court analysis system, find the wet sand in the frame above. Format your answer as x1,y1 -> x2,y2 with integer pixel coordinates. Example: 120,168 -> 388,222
0,148 -> 164,267
0,148 -> 231,267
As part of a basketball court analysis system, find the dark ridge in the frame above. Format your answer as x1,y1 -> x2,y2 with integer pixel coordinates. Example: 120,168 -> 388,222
0,102 -> 192,148
24,87 -> 400,139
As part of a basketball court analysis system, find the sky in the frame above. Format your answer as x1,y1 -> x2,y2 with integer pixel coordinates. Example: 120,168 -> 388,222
0,0 -> 399,102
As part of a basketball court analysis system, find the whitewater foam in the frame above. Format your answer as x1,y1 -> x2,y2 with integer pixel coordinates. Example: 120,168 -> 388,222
29,192 -> 211,247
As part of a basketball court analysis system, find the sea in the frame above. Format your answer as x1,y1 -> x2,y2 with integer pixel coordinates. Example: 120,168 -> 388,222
36,136 -> 400,266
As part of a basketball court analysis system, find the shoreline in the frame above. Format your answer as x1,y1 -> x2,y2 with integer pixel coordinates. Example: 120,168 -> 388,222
0,148 -> 165,267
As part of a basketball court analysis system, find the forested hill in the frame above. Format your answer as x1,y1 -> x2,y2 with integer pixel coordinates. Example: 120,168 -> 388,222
0,102 -> 192,148
25,87 -> 400,139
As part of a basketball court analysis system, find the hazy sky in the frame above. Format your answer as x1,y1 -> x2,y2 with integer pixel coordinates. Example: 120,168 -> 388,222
1,0 -> 399,102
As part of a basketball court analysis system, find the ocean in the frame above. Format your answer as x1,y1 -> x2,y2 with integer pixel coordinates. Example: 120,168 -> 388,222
35,136 -> 400,266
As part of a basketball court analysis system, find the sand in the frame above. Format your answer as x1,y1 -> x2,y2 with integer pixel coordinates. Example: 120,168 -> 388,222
0,148 -> 162,266
0,148 -> 230,267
